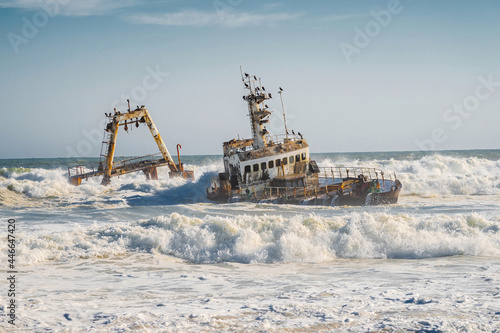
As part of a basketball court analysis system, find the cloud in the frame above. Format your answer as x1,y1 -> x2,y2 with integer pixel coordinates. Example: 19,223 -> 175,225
0,1 -> 301,26
320,13 -> 370,21
0,0 -> 138,16
126,10 -> 302,27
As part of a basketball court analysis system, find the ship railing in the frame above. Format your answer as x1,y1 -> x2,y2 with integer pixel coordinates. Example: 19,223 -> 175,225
234,166 -> 398,201
224,135 -> 304,155
111,153 -> 163,170
225,145 -> 253,155
68,153 -> 164,178
68,164 -> 101,178
316,166 -> 397,184
266,134 -> 305,147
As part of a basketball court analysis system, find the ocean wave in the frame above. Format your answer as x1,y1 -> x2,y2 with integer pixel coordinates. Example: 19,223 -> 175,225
0,162 -> 222,207
1,154 -> 499,207
317,154 -> 500,196
12,212 -> 500,265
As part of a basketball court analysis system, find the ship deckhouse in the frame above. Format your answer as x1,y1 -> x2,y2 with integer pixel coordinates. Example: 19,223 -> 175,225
221,71 -> 314,190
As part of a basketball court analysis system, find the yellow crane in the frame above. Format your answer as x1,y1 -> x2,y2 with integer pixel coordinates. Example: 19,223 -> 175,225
68,102 -> 193,186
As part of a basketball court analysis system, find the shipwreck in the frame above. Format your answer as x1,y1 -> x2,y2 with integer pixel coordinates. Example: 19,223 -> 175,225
68,101 -> 193,186
206,71 -> 402,206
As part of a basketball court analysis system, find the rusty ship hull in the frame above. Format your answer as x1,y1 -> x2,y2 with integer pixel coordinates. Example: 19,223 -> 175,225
207,166 -> 402,207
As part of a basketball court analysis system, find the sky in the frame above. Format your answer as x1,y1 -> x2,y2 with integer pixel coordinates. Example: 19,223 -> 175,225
1,0 -> 499,158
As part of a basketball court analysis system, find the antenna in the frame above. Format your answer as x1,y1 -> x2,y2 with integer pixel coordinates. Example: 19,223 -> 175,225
278,87 -> 288,139
240,66 -> 244,82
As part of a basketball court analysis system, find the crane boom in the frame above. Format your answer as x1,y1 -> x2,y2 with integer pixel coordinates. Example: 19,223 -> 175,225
101,106 -> 179,185
143,109 -> 178,172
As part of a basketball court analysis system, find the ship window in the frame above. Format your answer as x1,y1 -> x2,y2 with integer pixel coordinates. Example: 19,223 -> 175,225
301,153 -> 306,161
289,156 -> 294,164
295,154 -> 300,163
282,158 -> 288,165
261,162 -> 267,170
244,165 -> 251,173
275,159 -> 281,167
253,164 -> 259,172
268,160 -> 274,168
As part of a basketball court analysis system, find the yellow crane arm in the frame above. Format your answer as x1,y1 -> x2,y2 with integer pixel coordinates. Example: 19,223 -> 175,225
101,106 -> 178,185
142,109 -> 178,172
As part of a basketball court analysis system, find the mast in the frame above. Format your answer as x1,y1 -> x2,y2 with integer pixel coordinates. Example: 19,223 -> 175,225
278,87 -> 288,140
241,71 -> 272,149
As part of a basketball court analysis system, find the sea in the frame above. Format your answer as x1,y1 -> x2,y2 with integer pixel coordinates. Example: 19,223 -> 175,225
1,150 -> 499,332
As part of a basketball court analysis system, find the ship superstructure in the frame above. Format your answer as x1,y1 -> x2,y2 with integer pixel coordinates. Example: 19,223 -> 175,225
223,72 -> 313,188
207,72 -> 402,206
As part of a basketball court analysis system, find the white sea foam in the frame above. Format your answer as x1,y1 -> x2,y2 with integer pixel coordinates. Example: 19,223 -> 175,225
318,154 -> 500,196
1,154 -> 499,208
0,155 -> 500,205
2,153 -> 499,332
0,161 -> 222,207
12,211 -> 499,266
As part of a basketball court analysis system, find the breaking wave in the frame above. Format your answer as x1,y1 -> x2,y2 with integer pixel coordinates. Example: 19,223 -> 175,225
13,212 -> 500,265
1,152 -> 499,207
0,162 -> 221,207
318,154 -> 500,196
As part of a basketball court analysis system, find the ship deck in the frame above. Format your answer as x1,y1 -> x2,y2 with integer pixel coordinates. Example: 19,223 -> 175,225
68,153 -> 169,185
224,166 -> 401,206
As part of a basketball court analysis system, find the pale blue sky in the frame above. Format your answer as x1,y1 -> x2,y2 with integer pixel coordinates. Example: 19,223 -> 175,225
1,0 -> 499,158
